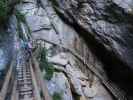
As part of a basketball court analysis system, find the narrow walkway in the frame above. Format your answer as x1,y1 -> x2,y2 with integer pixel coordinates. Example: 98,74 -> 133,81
0,39 -> 52,100
15,50 -> 34,100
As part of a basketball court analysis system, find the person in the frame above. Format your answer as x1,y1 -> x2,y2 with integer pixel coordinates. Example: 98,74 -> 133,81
26,40 -> 33,61
20,39 -> 26,49
21,39 -> 32,61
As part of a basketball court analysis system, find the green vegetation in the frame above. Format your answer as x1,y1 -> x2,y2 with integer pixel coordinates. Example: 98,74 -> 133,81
40,90 -> 44,98
0,0 -> 9,24
105,4 -> 125,23
73,94 -> 81,100
52,92 -> 62,100
15,10 -> 26,39
0,0 -> 23,25
15,10 -> 26,23
50,0 -> 59,7
15,10 -> 31,40
38,47 -> 55,80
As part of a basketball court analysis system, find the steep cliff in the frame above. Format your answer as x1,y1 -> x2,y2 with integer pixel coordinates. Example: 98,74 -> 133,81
12,0 -> 118,99
0,0 -> 133,99
50,0 -> 133,98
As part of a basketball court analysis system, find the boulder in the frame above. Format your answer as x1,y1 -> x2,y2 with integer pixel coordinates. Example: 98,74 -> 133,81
47,72 -> 73,100
48,53 -> 69,66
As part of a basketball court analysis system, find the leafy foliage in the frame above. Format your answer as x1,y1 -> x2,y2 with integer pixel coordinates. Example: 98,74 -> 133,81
0,0 -> 9,24
38,47 -> 54,80
40,90 -> 44,98
15,10 -> 26,23
50,0 -> 59,7
15,10 -> 31,40
52,92 -> 62,100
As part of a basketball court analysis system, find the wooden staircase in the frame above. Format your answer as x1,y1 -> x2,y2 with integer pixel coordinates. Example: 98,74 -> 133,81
0,49 -> 52,100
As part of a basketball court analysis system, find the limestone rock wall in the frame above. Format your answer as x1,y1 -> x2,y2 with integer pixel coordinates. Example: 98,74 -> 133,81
13,0 -> 116,99
49,0 -> 133,98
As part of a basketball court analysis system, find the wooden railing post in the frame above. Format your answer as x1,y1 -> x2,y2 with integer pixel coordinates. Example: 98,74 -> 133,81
29,60 -> 42,100
0,59 -> 16,100
31,57 -> 52,100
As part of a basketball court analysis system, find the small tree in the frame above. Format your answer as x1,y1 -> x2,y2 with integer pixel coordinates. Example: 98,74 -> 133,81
52,92 -> 62,100
0,0 -> 9,24
39,47 -> 54,80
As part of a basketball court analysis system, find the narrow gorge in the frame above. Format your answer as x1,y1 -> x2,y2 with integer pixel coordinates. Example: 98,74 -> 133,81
0,0 -> 133,100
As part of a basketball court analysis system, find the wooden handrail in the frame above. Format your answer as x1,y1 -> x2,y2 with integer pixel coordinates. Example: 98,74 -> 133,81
11,80 -> 17,100
0,58 -> 16,100
31,57 -> 52,100
34,38 -> 126,100
29,60 -> 42,100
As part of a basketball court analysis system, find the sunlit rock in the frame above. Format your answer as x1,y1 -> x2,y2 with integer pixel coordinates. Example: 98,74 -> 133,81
47,72 -> 73,100
48,53 -> 69,66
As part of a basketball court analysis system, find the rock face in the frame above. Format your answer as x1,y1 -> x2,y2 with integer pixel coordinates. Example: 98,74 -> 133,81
47,50 -> 113,100
12,0 -> 133,99
47,72 -> 74,100
53,0 -> 133,66
14,0 -> 116,99
50,0 -> 133,97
